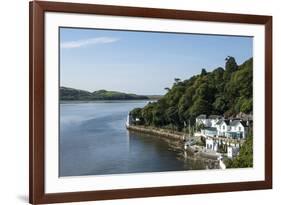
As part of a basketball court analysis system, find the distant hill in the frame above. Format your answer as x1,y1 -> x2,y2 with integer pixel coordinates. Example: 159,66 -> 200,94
60,87 -> 153,100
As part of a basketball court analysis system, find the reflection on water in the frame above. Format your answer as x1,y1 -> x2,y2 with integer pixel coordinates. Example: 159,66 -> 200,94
59,101 -> 207,177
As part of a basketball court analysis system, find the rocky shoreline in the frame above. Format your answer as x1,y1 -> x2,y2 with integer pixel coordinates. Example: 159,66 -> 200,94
126,125 -> 185,141
126,125 -> 220,169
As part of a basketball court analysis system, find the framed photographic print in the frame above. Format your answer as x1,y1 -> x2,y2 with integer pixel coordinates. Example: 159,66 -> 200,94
29,1 -> 272,204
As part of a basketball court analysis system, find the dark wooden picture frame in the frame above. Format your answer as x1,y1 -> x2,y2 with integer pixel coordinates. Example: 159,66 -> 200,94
29,1 -> 272,204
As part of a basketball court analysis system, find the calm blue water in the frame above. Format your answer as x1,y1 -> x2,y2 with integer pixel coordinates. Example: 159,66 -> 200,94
59,101 -> 206,177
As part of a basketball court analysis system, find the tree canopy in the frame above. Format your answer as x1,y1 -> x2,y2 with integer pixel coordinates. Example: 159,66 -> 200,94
130,57 -> 253,131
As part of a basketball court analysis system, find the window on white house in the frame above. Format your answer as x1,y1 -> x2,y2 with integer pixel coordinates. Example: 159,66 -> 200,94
239,127 -> 241,131
223,125 -> 225,130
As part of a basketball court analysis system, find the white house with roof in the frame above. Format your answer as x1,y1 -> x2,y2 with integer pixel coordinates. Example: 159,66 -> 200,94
206,137 -> 219,152
196,115 -> 249,139
196,114 -> 250,157
215,119 -> 230,137
216,119 -> 248,139
228,120 -> 248,138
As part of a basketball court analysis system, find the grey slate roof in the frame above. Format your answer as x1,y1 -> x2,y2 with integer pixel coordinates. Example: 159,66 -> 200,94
216,119 -> 230,125
216,119 -> 223,125
229,120 -> 239,126
240,121 -> 249,127
196,114 -> 207,119
229,120 -> 248,127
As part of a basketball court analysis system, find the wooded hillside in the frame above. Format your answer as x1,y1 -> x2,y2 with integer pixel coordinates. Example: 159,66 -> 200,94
130,56 -> 253,131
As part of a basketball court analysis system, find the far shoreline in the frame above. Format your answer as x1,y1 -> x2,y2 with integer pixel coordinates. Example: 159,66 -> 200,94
60,99 -> 156,104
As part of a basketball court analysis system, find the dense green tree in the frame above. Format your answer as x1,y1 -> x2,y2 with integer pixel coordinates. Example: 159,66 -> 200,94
174,78 -> 181,83
225,58 -> 253,115
141,103 -> 155,125
189,97 -> 212,117
165,106 -> 181,130
151,104 -> 166,126
223,56 -> 238,81
201,68 -> 207,76
164,87 -> 170,92
225,56 -> 238,72
212,95 -> 227,114
130,108 -> 142,119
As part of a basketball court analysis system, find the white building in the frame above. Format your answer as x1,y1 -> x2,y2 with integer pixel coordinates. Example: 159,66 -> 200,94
197,114 -> 250,154
227,146 -> 240,158
206,137 -> 219,152
228,120 -> 248,139
215,119 -> 229,137
206,137 -> 241,157
216,119 -> 248,139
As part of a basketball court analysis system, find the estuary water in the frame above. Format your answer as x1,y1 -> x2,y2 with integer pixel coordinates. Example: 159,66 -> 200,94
59,100 -> 206,177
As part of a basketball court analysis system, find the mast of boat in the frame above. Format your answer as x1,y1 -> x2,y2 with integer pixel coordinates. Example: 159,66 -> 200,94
188,119 -> 191,137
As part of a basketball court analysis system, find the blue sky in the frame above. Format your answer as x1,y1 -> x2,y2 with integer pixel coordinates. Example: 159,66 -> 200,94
60,27 -> 253,95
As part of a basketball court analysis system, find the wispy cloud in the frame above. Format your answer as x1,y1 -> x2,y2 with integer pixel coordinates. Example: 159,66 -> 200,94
61,37 -> 119,49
